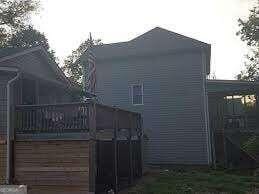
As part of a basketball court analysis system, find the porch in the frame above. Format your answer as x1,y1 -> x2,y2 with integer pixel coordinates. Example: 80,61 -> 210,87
207,79 -> 259,168
13,72 -> 80,106
1,101 -> 143,194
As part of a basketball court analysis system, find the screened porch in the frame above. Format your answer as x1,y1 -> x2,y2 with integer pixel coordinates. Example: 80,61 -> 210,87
208,79 -> 259,132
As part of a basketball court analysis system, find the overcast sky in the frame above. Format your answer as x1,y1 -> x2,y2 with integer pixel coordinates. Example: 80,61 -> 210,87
32,0 -> 256,79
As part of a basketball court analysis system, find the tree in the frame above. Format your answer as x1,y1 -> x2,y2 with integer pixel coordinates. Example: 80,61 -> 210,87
0,0 -> 39,46
237,50 -> 259,81
237,1 -> 259,81
62,38 -> 102,86
7,26 -> 57,61
237,1 -> 259,47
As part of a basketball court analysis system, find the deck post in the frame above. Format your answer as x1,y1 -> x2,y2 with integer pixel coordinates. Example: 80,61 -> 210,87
10,104 -> 15,184
128,113 -> 133,185
6,71 -> 20,184
88,102 -> 97,194
113,108 -> 119,194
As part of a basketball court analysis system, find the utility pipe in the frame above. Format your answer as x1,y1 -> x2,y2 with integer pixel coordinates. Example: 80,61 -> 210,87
6,70 -> 20,184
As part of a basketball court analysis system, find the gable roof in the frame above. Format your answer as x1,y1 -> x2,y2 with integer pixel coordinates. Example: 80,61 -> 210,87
89,27 -> 211,74
0,46 -> 79,90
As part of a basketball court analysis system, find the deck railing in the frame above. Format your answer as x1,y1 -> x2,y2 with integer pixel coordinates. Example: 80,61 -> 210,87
14,102 -> 142,135
210,114 -> 259,131
15,102 -> 90,134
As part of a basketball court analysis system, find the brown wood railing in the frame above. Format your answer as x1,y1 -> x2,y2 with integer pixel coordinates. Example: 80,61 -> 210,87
14,102 -> 142,135
15,102 -> 90,134
210,114 -> 259,131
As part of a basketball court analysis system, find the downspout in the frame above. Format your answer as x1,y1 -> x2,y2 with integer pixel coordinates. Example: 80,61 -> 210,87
201,50 -> 212,166
6,70 -> 21,184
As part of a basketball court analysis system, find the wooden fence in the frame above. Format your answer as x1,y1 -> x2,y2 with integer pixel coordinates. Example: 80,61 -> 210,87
6,101 -> 143,194
225,137 -> 256,169
0,139 -> 6,184
96,140 -> 142,193
14,140 -> 90,194
214,130 -> 257,169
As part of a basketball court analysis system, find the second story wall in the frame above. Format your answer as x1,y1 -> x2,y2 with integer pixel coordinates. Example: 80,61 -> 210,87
96,50 -> 210,165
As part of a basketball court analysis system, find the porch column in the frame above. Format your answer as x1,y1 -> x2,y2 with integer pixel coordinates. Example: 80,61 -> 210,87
113,108 -> 119,194
88,102 -> 97,194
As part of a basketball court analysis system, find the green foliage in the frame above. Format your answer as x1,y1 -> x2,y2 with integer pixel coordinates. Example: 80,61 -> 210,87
6,25 -> 57,61
242,135 -> 259,155
0,0 -> 39,46
0,1 -> 57,62
237,1 -> 259,47
62,38 -> 102,86
237,1 -> 259,81
237,49 -> 259,81
127,170 -> 259,194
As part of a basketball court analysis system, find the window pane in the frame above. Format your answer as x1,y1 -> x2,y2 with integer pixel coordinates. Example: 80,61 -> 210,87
132,85 -> 143,105
133,85 -> 142,96
133,95 -> 142,105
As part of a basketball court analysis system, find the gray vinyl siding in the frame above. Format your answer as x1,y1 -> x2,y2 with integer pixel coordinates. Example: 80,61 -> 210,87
96,51 -> 209,165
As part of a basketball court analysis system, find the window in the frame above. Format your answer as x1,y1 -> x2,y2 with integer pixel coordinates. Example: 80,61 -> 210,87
132,84 -> 143,105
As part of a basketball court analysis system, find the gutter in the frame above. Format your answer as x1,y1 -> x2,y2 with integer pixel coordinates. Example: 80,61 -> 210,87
6,68 -> 20,184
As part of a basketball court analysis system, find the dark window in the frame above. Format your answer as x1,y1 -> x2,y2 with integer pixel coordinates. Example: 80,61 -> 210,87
132,84 -> 143,105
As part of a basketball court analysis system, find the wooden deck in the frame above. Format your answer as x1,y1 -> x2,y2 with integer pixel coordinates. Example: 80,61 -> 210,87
1,100 -> 143,194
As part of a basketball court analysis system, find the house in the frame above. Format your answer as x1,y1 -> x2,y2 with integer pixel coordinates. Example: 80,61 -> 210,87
0,46 -> 143,194
80,27 -> 212,165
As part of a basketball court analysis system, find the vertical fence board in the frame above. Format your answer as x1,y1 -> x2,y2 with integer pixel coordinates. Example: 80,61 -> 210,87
14,140 -> 90,194
0,140 -> 6,184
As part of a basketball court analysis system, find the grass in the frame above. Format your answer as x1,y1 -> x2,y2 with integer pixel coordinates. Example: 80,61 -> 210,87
123,169 -> 259,194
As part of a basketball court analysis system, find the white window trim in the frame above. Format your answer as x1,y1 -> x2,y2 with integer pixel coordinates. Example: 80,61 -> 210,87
131,84 -> 144,106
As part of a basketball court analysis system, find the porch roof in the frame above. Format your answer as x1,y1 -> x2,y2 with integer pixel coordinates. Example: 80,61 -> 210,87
0,47 -> 94,97
207,79 -> 259,95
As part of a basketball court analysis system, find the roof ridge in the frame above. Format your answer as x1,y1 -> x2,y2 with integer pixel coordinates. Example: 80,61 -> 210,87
130,27 -> 210,46
92,27 -> 210,50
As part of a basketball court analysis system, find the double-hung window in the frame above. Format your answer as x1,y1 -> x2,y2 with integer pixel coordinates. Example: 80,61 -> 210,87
132,84 -> 143,105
